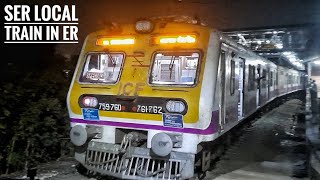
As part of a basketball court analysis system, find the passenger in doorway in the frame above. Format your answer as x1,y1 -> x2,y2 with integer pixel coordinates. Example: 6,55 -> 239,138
256,75 -> 265,89
309,80 -> 318,115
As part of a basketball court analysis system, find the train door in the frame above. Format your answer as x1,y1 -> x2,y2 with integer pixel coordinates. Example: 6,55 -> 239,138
237,58 -> 245,120
219,49 -> 226,130
285,73 -> 289,92
256,64 -> 261,107
262,68 -> 268,105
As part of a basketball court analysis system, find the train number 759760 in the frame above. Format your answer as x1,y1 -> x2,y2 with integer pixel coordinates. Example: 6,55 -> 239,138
99,103 -> 121,111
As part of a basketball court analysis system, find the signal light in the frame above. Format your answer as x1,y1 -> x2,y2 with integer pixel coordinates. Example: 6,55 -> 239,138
82,96 -> 98,107
132,106 -> 137,112
166,100 -> 186,113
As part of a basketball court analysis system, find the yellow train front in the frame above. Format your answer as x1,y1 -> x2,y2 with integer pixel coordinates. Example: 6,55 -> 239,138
67,20 -> 219,179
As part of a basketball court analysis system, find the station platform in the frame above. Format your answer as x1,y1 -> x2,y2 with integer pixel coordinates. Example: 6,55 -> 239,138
306,114 -> 320,180
210,95 -> 320,180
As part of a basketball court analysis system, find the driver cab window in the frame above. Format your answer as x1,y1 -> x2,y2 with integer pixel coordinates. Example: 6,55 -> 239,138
149,52 -> 200,86
79,53 -> 124,84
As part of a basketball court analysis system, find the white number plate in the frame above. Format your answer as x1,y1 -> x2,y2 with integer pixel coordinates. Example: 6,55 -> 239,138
86,72 -> 104,80
98,103 -> 121,111
137,105 -> 163,114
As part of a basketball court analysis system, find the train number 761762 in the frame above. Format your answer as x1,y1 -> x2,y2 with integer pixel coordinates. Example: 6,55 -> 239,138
137,105 -> 162,114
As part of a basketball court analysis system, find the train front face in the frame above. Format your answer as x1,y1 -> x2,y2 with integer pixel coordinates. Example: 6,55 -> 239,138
67,21 -> 211,179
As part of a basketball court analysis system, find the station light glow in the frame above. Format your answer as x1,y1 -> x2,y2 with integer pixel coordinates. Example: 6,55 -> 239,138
314,60 -> 320,65
96,38 -> 135,46
281,51 -> 304,69
155,35 -> 196,44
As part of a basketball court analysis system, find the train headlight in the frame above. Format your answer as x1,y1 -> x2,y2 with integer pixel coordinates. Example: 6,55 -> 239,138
135,20 -> 154,33
82,96 -> 98,107
166,100 -> 186,113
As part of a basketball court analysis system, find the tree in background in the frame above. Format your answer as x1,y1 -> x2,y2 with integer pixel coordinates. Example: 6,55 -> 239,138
0,48 -> 77,174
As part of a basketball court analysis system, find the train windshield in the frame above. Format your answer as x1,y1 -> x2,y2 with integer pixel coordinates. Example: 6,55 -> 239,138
79,53 -> 124,84
149,51 -> 200,86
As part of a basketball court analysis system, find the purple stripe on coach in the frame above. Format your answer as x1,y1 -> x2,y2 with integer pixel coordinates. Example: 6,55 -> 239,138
70,110 -> 219,135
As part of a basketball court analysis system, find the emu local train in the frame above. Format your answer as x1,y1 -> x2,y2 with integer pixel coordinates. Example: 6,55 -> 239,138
67,19 -> 305,179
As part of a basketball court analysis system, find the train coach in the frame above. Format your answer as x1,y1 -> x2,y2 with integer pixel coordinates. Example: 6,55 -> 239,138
67,19 -> 306,179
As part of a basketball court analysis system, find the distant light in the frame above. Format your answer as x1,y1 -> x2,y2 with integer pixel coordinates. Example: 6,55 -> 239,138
275,43 -> 283,49
273,31 -> 277,34
266,40 -> 270,43
287,54 -> 296,58
289,57 -> 296,62
314,60 -> 320,65
257,40 -> 262,45
282,51 -> 292,56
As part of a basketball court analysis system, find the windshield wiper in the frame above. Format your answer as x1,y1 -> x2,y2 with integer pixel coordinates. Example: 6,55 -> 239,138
169,56 -> 176,79
106,53 -> 116,72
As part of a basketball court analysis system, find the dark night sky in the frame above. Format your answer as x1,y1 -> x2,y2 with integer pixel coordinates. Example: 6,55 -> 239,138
1,0 -> 320,66
56,0 -> 320,57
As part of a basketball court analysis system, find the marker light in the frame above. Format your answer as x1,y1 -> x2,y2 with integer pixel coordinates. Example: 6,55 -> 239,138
157,35 -> 196,44
135,20 -> 154,33
82,96 -> 98,107
96,38 -> 135,46
166,100 -> 186,113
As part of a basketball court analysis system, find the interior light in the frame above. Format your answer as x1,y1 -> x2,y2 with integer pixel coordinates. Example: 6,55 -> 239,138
96,38 -> 135,46
156,35 -> 196,44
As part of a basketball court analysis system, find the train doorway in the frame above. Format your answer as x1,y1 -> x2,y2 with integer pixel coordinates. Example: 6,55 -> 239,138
257,65 -> 261,107
237,58 -> 245,120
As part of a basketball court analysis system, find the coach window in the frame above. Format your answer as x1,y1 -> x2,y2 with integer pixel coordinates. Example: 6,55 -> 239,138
230,60 -> 236,95
288,74 -> 292,84
149,51 -> 200,86
79,53 -> 124,84
269,71 -> 273,87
